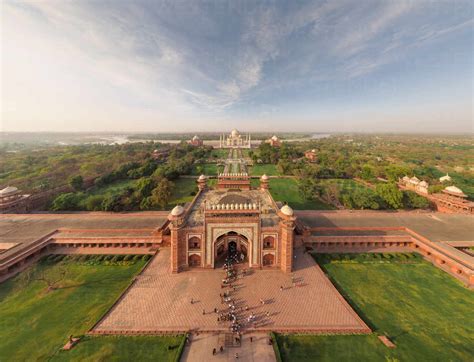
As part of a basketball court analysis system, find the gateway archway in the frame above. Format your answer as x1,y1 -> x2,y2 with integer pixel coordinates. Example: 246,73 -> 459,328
213,231 -> 249,268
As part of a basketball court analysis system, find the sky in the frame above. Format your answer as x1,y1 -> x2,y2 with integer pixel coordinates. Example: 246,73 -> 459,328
1,0 -> 473,133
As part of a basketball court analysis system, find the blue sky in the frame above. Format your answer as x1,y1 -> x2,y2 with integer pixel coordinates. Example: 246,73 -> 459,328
1,0 -> 473,133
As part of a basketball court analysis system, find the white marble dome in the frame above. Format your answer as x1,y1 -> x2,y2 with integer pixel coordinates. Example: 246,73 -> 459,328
280,204 -> 294,216
231,129 -> 240,137
170,205 -> 185,216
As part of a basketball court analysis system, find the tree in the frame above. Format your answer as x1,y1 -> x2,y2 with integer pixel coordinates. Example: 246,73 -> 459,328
403,191 -> 430,209
149,178 -> 174,209
375,183 -> 403,209
360,165 -> 375,181
101,194 -> 122,212
135,177 -> 156,198
342,188 -> 380,210
50,193 -> 82,211
277,159 -> 292,175
385,165 -> 411,182
84,195 -> 105,211
323,183 -> 341,207
69,175 -> 84,191
298,178 -> 321,201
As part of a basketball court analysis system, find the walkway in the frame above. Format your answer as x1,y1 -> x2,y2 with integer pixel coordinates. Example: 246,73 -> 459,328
181,333 -> 275,362
93,247 -> 369,333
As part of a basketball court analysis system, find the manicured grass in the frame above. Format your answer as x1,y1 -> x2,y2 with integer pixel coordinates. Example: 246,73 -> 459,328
209,149 -> 228,159
267,178 -> 334,210
249,164 -> 279,176
277,253 -> 474,361
190,163 -> 223,176
168,177 -> 198,208
52,335 -> 184,362
0,257 -> 147,361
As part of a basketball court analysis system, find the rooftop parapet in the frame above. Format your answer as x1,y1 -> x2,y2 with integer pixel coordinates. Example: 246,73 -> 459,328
204,201 -> 260,214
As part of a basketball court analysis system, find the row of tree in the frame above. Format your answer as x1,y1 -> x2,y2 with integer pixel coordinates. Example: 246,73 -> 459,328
298,179 -> 430,210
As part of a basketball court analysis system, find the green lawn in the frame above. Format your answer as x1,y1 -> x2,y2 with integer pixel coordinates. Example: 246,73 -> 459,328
190,163 -> 223,176
249,164 -> 279,176
277,253 -> 474,361
0,256 -> 165,361
266,178 -> 334,210
209,149 -> 228,159
52,335 -> 184,362
168,177 -> 198,208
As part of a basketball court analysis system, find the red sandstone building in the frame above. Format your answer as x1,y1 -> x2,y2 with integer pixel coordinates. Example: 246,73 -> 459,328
160,173 -> 296,273
189,135 -> 203,147
0,186 -> 30,214
305,149 -> 317,162
266,135 -> 282,147
431,186 -> 474,214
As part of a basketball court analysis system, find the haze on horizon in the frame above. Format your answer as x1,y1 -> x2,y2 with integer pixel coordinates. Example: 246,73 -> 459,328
1,0 -> 473,134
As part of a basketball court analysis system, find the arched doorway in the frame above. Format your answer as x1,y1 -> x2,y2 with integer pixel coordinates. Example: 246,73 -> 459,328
214,231 -> 249,268
188,254 -> 201,267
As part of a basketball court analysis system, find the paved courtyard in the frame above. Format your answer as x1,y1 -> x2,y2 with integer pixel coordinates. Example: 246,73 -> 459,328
93,247 -> 369,334
181,333 -> 276,362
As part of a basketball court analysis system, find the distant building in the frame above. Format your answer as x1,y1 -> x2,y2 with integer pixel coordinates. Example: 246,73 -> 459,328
439,174 -> 452,183
400,176 -> 429,195
305,149 -> 317,162
0,186 -> 30,213
432,186 -> 474,214
152,148 -> 169,162
219,129 -> 251,148
189,135 -> 203,147
266,135 -> 281,147
399,176 -> 474,214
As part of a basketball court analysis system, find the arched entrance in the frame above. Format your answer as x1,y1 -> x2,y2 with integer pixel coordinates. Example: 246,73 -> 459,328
214,231 -> 249,268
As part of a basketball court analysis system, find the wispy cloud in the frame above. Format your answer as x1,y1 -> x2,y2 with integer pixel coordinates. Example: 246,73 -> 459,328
2,0 -> 472,132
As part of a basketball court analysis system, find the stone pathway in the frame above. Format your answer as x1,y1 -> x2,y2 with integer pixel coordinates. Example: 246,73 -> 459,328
181,333 -> 275,362
93,247 -> 369,333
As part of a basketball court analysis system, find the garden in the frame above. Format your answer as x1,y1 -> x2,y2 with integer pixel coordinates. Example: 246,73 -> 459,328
0,254 -> 184,361
276,252 -> 474,361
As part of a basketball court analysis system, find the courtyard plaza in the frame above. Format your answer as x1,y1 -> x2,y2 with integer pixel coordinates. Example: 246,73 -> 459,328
181,332 -> 276,362
93,246 -> 369,334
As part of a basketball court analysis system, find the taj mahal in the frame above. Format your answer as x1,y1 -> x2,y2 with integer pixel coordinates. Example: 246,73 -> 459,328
219,129 -> 251,148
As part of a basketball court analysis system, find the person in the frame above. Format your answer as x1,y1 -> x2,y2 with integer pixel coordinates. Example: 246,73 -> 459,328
213,348 -> 216,355
266,311 -> 270,317
280,285 -> 283,291
220,346 -> 224,353
235,352 -> 239,359
190,298 -> 194,304
260,298 -> 264,305
250,336 -> 253,342
214,307 -> 218,313
202,309 -> 205,315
